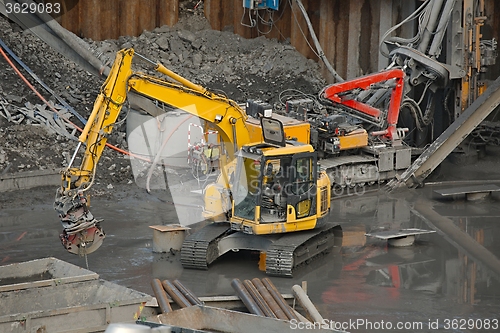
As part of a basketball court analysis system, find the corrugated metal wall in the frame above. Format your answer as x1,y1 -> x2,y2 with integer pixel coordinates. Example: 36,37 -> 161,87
204,0 -> 420,80
52,0 -> 178,40
204,0 -> 500,82
54,0 -> 499,83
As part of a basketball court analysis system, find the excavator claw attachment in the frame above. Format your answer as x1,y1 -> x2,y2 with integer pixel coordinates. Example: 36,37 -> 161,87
54,189 -> 105,255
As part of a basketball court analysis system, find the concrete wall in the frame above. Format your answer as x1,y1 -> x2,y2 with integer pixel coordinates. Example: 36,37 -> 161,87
0,169 -> 60,192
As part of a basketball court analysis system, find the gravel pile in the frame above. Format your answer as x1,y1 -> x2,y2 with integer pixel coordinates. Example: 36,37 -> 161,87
0,4 -> 325,190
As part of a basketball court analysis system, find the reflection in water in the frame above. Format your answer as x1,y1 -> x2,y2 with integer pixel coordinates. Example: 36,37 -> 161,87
365,246 -> 442,294
325,190 -> 500,316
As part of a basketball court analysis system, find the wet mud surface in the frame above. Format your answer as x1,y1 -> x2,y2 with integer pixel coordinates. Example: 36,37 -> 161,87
2,156 -> 500,332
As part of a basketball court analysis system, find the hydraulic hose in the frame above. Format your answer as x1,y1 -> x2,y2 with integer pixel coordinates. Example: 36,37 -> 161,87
294,0 -> 344,82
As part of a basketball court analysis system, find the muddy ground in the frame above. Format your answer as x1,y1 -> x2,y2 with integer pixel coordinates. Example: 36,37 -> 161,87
1,176 -> 500,333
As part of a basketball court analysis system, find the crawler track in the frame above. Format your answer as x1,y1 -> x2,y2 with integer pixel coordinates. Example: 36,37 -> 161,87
181,222 -> 342,277
180,223 -> 231,269
265,223 -> 342,277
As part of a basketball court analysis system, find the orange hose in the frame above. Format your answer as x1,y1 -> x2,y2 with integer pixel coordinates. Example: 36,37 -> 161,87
0,45 -> 151,163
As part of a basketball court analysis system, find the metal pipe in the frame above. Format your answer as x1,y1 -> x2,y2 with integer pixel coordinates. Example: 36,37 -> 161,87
418,0 -> 446,54
356,89 -> 374,103
19,0 -> 110,76
161,280 -> 191,308
231,279 -> 265,316
251,278 -> 288,321
243,280 -> 276,318
154,61 -> 208,95
150,279 -> 172,313
292,284 -> 324,323
172,280 -> 203,306
366,87 -> 389,106
135,48 -> 207,94
292,308 -> 311,324
261,278 -> 299,321
428,0 -> 457,58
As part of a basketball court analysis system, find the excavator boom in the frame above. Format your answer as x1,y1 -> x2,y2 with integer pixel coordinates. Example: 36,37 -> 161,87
54,48 -> 252,255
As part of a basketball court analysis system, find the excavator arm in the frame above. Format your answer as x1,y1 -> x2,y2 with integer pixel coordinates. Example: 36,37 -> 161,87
319,68 -> 406,144
54,48 -> 250,255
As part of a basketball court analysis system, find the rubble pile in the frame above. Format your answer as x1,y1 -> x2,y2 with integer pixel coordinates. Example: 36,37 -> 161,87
89,6 -> 325,104
0,4 -> 325,188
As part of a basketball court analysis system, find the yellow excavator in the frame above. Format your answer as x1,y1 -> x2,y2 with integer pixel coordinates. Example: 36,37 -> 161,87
54,48 -> 342,276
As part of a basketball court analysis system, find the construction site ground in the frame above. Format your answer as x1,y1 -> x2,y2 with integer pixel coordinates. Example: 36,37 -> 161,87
1,3 -> 500,332
2,159 -> 500,331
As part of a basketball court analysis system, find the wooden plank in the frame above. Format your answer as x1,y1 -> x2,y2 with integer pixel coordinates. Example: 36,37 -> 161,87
233,0 -> 252,38
100,0 -> 119,40
306,0 -> 320,61
158,0 -> 179,27
319,0 -> 336,83
205,0 -> 223,31
138,0 -> 155,33
270,1 -> 292,40
58,0 -> 80,35
146,294 -> 295,311
221,0 -> 234,31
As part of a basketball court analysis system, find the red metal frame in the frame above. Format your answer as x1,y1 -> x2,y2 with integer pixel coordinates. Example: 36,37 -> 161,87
321,69 -> 406,142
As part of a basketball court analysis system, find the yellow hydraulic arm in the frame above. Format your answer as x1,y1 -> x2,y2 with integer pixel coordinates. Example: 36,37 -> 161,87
62,48 -> 250,192
55,48 -> 252,254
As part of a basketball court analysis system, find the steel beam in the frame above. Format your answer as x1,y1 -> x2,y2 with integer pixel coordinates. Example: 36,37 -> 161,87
159,0 -> 179,28
346,0 -> 362,79
378,0 -> 392,70
393,75 -> 500,188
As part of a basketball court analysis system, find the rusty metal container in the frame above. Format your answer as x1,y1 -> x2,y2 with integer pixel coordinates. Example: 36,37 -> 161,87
0,258 -> 151,333
0,257 -> 98,292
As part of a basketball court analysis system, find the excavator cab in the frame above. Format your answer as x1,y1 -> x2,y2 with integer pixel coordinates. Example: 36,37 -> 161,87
230,117 -> 325,235
182,117 -> 339,276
